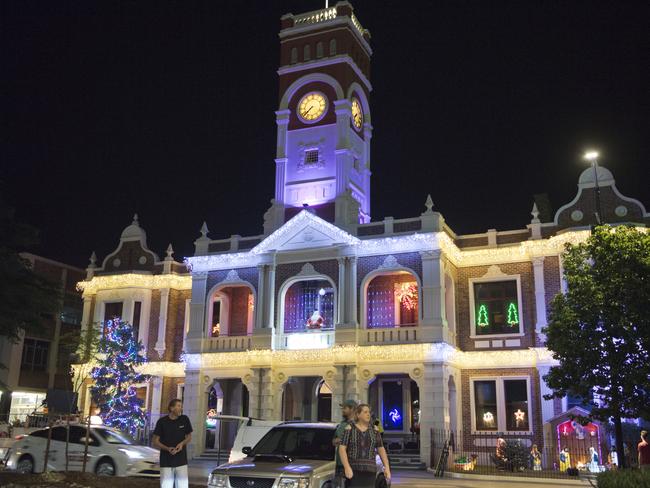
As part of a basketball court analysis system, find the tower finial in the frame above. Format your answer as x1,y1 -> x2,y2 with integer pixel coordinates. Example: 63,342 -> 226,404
424,194 -> 434,214
531,202 -> 540,223
132,213 -> 139,225
89,251 -> 97,267
200,221 -> 209,237
165,243 -> 174,260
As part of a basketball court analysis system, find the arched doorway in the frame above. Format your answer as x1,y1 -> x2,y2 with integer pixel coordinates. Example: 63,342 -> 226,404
281,376 -> 329,421
206,285 -> 255,337
364,271 -> 420,329
316,380 -> 332,422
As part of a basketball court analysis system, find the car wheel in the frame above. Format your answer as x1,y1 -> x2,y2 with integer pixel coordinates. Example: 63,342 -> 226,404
17,455 -> 34,474
95,458 -> 115,476
375,473 -> 388,488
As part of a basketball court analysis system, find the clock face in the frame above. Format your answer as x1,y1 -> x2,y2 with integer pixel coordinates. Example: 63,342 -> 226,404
298,92 -> 328,122
351,97 -> 363,130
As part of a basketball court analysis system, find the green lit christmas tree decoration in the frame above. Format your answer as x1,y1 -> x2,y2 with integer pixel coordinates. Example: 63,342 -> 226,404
507,302 -> 519,325
477,304 -> 489,327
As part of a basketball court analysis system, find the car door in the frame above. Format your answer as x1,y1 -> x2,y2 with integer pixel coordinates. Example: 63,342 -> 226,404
47,426 -> 68,471
66,426 -> 96,471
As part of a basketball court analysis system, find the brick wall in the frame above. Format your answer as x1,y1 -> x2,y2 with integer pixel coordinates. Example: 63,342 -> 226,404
460,367 -> 545,450
164,289 -> 190,361
456,262 -> 536,351
161,376 -> 185,412
227,287 -> 251,336
540,256 -> 562,346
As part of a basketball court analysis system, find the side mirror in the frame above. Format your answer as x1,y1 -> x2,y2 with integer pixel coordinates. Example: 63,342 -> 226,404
242,446 -> 252,456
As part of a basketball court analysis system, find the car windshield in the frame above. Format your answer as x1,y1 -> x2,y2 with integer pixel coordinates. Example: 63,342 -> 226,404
252,427 -> 335,461
95,428 -> 138,445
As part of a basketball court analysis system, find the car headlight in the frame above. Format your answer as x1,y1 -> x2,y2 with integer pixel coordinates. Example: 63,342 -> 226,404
119,448 -> 145,459
208,473 -> 228,488
279,478 -> 310,488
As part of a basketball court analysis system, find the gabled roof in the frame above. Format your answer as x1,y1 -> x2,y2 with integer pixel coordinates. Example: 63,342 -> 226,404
252,210 -> 360,254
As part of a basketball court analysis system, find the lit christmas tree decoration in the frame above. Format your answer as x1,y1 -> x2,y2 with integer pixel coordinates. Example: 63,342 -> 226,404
90,317 -> 150,436
506,302 -> 519,325
477,304 -> 489,326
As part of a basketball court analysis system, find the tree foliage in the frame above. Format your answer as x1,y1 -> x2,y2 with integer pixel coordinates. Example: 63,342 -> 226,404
90,318 -> 149,436
0,200 -> 60,353
543,225 -> 650,421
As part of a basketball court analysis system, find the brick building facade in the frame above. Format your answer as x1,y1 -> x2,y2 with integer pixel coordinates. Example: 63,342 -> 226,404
73,2 -> 649,468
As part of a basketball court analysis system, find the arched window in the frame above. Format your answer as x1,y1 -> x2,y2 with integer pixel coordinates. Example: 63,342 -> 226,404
366,271 -> 419,328
290,47 -> 298,64
283,279 -> 334,333
329,38 -> 337,56
316,42 -> 324,58
303,44 -> 311,61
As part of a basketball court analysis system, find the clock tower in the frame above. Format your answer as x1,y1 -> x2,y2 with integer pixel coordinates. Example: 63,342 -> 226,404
264,2 -> 373,234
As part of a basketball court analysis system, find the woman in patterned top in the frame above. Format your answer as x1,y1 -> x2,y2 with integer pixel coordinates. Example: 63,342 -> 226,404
339,404 -> 391,488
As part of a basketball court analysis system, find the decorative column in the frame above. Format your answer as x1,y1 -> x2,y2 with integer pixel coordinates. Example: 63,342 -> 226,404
336,257 -> 347,325
417,364 -> 450,466
348,257 -> 358,326
186,272 -> 208,353
532,257 -> 547,344
420,250 -> 446,341
150,376 -> 163,426
182,370 -> 203,459
155,288 -> 170,358
537,366 -> 556,423
253,263 -> 274,350
331,365 -> 347,409
274,109 -> 289,203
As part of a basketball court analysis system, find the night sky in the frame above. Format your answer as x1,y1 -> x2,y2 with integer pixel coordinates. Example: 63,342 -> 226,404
3,0 -> 649,267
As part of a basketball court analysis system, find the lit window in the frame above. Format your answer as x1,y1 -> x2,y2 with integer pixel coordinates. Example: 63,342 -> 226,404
283,280 -> 334,333
472,280 -> 520,335
304,149 -> 319,165
367,273 -> 418,328
474,380 -> 498,431
505,379 -> 529,431
471,377 -> 531,432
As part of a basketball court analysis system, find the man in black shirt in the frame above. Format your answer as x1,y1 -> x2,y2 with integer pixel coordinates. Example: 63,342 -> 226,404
153,399 -> 193,488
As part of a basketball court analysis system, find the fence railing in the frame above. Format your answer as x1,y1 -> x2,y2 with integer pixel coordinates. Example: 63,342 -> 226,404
430,428 -> 638,480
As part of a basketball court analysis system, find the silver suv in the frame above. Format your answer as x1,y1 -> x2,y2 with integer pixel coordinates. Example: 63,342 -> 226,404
207,422 -> 387,488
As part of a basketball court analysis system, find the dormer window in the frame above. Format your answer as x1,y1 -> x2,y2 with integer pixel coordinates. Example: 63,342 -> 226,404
305,149 -> 319,165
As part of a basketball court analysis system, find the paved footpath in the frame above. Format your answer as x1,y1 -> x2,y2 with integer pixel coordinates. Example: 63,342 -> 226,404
188,460 -> 591,488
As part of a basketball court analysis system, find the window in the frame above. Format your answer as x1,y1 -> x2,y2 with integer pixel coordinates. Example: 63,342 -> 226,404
303,44 -> 311,61
329,38 -> 337,55
132,301 -> 142,340
382,380 -> 404,431
21,338 -> 49,371
305,149 -> 319,165
290,47 -> 298,64
471,377 -> 531,432
103,301 -> 123,336
471,279 -> 521,336
473,381 -> 498,431
504,379 -> 529,431
316,41 -> 324,58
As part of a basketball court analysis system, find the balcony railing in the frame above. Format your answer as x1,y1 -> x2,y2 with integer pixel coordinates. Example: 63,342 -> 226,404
279,329 -> 335,350
205,335 -> 252,352
294,7 -> 337,27
360,326 -> 420,346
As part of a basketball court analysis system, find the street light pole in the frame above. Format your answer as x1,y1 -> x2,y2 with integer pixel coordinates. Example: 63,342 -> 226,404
584,151 -> 603,225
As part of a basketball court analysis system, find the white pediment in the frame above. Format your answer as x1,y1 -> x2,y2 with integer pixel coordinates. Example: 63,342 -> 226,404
252,210 -> 360,254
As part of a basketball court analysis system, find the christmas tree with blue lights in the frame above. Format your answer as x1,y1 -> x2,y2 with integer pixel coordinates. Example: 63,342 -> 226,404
90,317 -> 149,436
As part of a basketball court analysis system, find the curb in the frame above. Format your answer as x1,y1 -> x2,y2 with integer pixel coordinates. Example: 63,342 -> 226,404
426,468 -> 591,485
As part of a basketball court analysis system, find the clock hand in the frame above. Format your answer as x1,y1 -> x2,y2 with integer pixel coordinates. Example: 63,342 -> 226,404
304,106 -> 313,115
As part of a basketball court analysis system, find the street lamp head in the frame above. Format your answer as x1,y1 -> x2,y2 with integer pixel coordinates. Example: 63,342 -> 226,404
584,150 -> 599,161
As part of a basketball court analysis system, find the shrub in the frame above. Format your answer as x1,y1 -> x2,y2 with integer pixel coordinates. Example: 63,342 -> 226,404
596,469 -> 650,488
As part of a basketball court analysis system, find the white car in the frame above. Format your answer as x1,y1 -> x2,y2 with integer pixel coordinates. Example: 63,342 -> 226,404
214,415 -> 282,464
6,423 -> 160,477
